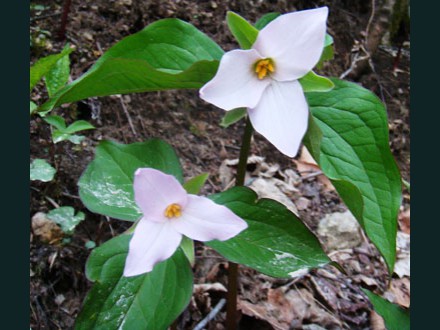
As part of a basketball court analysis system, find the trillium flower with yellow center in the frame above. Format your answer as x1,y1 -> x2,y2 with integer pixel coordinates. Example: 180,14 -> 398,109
200,7 -> 328,157
123,168 -> 248,277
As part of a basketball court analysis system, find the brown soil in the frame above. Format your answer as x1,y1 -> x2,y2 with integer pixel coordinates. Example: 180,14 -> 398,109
30,0 -> 410,329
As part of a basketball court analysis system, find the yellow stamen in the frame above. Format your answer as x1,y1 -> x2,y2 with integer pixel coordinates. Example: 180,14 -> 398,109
164,203 -> 182,218
255,59 -> 275,80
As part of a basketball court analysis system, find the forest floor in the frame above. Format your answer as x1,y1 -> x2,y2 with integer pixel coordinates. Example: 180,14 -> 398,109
30,0 -> 410,329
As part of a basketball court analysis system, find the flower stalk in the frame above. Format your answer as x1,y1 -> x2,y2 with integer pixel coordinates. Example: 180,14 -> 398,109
226,116 -> 253,329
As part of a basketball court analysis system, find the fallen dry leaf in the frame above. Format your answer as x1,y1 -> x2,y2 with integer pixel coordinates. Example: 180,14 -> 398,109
294,146 -> 335,192
370,310 -> 386,330
31,212 -> 63,244
384,277 -> 410,308
398,208 -> 410,234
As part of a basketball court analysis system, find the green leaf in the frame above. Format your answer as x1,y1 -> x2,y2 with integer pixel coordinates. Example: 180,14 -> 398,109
304,78 -> 402,273
79,139 -> 183,221
299,71 -> 335,93
44,117 -> 94,144
220,108 -> 247,128
52,131 -> 72,144
363,289 -> 410,330
43,115 -> 67,130
226,12 -> 258,49
47,206 -> 85,235
180,236 -> 195,266
183,173 -> 209,194
302,115 -> 323,159
67,134 -> 86,144
30,44 -> 73,91
30,159 -> 56,182
30,101 -> 37,114
85,240 -> 96,249
254,12 -> 281,30
40,19 -> 224,113
76,235 -> 193,330
65,120 -> 95,134
45,52 -> 70,97
207,187 -> 330,278
324,34 -> 334,48
317,34 -> 335,68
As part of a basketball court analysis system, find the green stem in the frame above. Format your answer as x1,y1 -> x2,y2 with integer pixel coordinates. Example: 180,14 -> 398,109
235,117 -> 254,186
226,116 -> 253,330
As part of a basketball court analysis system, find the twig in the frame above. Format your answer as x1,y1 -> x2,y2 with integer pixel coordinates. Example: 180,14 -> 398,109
114,104 -> 128,143
30,12 -> 62,22
339,53 -> 370,79
365,0 -> 376,41
119,96 -> 137,136
193,298 -> 227,330
61,191 -> 80,200
105,216 -> 115,237
45,196 -> 60,208
58,0 -> 72,41
300,170 -> 324,180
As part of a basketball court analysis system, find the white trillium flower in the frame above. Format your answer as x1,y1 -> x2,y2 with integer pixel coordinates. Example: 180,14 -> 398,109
123,168 -> 248,277
200,7 -> 329,157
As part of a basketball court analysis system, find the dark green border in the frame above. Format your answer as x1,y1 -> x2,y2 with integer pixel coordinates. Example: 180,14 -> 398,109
411,1 -> 435,329
4,1 -> 29,327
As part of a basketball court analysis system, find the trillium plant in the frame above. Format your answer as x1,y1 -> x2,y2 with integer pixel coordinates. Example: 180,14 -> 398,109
33,6 -> 407,330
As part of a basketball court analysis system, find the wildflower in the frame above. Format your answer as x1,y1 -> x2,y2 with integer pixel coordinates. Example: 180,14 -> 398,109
200,7 -> 328,157
124,168 -> 248,276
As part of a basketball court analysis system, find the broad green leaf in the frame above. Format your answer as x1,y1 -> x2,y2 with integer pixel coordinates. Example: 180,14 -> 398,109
47,206 -> 85,235
30,101 -> 37,114
45,52 -> 70,97
79,139 -> 183,221
226,12 -> 258,49
40,19 -> 224,113
207,187 -> 330,278
65,120 -> 95,134
220,108 -> 247,128
299,71 -> 334,93
363,289 -> 410,330
304,78 -> 402,273
76,235 -> 193,330
183,173 -> 209,194
30,159 -> 56,182
254,12 -> 281,30
30,44 -> 73,91
43,115 -> 67,130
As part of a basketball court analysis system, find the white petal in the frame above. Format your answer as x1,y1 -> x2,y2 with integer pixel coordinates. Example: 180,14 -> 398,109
171,195 -> 248,241
200,49 -> 271,110
123,219 -> 182,276
248,80 -> 309,157
253,7 -> 328,81
133,168 -> 187,222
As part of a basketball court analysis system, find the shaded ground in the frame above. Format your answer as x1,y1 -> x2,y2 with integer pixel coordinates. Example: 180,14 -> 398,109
30,0 -> 410,329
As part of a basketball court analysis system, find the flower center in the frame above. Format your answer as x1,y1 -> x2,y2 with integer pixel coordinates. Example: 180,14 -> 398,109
254,58 -> 275,80
164,203 -> 182,218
